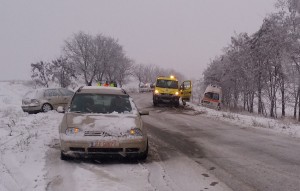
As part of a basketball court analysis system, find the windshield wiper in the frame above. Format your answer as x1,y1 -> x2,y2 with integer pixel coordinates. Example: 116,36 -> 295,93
70,110 -> 82,113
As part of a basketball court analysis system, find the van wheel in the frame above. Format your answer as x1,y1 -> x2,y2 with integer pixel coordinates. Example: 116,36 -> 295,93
41,103 -> 52,112
174,101 -> 180,107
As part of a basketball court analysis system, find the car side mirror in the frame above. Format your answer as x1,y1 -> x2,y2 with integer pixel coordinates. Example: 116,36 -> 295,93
139,110 -> 149,115
57,106 -> 65,113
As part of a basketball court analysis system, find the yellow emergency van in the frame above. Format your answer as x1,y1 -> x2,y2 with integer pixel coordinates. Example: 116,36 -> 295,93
153,75 -> 192,107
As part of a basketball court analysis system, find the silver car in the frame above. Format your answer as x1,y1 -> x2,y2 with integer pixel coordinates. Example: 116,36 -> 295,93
21,88 -> 74,113
59,86 -> 149,160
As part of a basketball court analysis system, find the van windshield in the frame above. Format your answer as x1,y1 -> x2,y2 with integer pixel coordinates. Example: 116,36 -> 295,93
204,92 -> 219,100
156,80 -> 178,89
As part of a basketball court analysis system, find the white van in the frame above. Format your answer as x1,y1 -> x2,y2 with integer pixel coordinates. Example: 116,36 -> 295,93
139,83 -> 151,93
201,85 -> 222,109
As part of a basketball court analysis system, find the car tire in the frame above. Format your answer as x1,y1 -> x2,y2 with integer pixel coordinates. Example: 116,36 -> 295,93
138,141 -> 148,161
174,101 -> 180,107
41,103 -> 52,112
153,100 -> 158,106
60,151 -> 71,161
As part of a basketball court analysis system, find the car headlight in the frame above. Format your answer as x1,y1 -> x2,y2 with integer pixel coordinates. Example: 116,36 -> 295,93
175,91 -> 179,96
154,90 -> 160,94
66,127 -> 82,135
127,128 -> 143,136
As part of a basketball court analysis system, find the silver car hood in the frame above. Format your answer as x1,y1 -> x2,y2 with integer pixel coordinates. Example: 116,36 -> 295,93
66,112 -> 139,136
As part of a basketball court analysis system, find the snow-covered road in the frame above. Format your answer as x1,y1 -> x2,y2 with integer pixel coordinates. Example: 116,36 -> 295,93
133,93 -> 300,191
1,81 -> 300,191
0,81 -> 229,191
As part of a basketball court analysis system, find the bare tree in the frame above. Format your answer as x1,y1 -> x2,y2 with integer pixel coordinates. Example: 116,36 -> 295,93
64,32 -> 95,86
115,57 -> 133,87
50,57 -> 76,88
31,61 -> 51,87
132,64 -> 146,87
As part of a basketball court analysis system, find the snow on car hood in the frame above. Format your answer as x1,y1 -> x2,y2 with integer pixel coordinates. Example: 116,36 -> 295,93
66,113 -> 139,136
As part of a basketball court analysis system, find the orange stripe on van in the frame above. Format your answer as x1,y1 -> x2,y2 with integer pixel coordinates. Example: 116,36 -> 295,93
203,98 -> 220,103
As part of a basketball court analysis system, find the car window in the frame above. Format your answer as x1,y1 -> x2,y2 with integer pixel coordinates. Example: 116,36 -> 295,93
24,90 -> 36,98
183,81 -> 191,89
70,94 -> 132,114
44,89 -> 60,97
24,90 -> 43,99
59,88 -> 74,96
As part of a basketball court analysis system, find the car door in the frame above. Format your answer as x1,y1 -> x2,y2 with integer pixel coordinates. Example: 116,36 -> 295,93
44,89 -> 61,108
180,80 -> 192,101
58,88 -> 74,107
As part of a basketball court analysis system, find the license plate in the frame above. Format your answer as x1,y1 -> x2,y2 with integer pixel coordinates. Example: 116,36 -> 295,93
90,140 -> 119,147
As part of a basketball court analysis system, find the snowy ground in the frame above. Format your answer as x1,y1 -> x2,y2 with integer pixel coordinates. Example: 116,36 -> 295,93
0,81 -> 230,191
0,81 -> 63,190
187,103 -> 300,138
1,81 -> 299,191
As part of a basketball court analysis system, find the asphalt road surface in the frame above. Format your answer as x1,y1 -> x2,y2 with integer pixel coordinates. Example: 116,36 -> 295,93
133,92 -> 300,191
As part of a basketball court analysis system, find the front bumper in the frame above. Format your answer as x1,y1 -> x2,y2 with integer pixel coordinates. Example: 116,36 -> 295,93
60,134 -> 147,158
153,94 -> 179,103
21,105 -> 41,112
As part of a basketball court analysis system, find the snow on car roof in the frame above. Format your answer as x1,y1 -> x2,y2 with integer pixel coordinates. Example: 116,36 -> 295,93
78,86 -> 127,95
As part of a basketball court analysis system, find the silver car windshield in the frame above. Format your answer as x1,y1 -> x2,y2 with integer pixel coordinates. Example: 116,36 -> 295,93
24,90 -> 43,99
70,94 -> 132,114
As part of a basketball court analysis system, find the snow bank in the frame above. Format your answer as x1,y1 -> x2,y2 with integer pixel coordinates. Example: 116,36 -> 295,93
187,102 -> 300,138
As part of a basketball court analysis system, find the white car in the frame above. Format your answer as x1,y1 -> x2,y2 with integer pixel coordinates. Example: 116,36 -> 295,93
59,86 -> 149,160
139,84 -> 151,93
21,88 -> 74,113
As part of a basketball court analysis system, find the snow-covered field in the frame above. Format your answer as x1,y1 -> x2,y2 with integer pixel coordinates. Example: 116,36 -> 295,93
1,80 -> 299,191
0,81 -> 63,190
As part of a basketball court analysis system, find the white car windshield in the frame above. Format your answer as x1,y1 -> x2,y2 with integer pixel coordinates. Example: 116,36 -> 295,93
70,94 -> 132,114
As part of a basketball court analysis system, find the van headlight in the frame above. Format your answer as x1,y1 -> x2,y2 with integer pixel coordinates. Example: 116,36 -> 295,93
175,91 -> 179,96
66,127 -> 81,135
154,90 -> 160,95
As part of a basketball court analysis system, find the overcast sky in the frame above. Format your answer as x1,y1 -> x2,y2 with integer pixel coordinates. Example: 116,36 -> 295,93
0,0 -> 277,81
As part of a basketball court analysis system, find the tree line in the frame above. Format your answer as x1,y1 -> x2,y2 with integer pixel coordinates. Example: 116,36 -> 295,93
203,0 -> 300,120
31,31 -> 184,89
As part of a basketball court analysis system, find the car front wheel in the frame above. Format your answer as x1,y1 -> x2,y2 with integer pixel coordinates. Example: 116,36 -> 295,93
41,103 -> 52,112
138,142 -> 148,161
60,151 -> 71,161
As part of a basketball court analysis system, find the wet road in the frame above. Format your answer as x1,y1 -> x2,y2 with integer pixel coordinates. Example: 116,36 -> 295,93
133,92 -> 300,191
